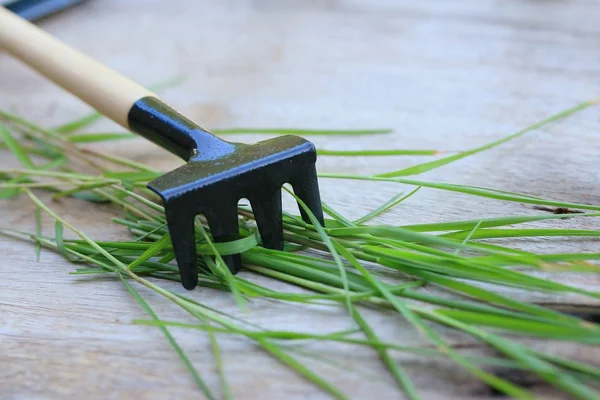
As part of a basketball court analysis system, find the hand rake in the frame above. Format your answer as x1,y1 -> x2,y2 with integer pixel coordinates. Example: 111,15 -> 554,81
0,6 -> 325,290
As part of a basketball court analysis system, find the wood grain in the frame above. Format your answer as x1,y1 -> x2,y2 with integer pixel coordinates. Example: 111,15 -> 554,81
1,0 -> 600,399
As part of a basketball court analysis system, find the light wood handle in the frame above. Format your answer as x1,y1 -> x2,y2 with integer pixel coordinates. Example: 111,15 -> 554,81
0,7 -> 156,129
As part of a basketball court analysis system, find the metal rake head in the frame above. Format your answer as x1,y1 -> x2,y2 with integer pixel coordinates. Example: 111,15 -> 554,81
147,134 -> 324,290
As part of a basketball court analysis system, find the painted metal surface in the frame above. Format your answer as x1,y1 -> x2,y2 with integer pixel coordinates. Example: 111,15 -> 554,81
3,0 -> 85,21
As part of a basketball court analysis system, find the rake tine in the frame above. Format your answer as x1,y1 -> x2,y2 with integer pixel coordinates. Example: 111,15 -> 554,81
204,204 -> 242,274
164,205 -> 198,290
291,164 -> 325,226
250,189 -> 284,251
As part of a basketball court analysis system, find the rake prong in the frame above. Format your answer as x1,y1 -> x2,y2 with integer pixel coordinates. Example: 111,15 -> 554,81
291,163 -> 325,226
164,204 -> 198,290
204,203 -> 242,274
250,189 -> 284,251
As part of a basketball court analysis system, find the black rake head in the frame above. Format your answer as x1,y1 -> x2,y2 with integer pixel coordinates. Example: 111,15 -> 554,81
147,135 -> 324,290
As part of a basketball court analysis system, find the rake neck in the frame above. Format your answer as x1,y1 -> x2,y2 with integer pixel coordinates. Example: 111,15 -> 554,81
128,96 -> 237,162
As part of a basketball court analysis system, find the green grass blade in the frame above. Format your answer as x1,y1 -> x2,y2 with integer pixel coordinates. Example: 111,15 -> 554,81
103,171 -> 162,181
283,188 -> 354,312
406,270 -> 583,323
438,310 -> 600,343
351,304 -> 421,399
196,222 -> 247,311
204,320 -> 232,400
257,338 -> 349,400
402,213 -> 600,232
55,221 -> 66,255
0,124 -> 35,168
322,202 -> 356,227
371,246 -> 599,296
320,174 -> 600,212
118,273 -> 216,400
421,310 -> 600,400
52,181 -> 115,200
67,133 -> 136,143
127,234 -> 171,270
454,220 -> 482,255
539,353 -> 600,381
354,186 -> 422,225
35,206 -> 42,261
442,228 -> 600,240
376,99 -> 598,178
54,112 -> 104,134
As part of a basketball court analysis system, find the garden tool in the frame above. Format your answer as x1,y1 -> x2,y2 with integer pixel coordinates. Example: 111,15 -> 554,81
0,6 -> 325,290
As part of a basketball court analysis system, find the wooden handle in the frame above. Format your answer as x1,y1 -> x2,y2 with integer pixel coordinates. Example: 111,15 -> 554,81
0,7 -> 156,129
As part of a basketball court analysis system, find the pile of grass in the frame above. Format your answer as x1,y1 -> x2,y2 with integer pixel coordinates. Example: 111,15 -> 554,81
2,87 -> 600,399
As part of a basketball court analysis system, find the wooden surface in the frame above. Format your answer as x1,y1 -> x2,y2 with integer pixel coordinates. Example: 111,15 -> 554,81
2,1 -> 600,399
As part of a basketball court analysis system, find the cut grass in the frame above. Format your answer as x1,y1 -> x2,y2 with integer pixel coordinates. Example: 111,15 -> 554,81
1,95 -> 600,399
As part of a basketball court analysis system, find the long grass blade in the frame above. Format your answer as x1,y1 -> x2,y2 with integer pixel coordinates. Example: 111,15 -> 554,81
354,186 -> 422,224
118,272 -> 217,400
376,98 -> 598,177
0,124 -> 35,168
